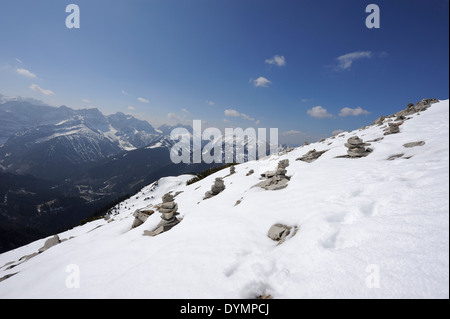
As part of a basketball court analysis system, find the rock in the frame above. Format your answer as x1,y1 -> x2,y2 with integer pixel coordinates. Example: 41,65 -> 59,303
204,178 -> 226,199
256,294 -> 273,299
268,224 -> 291,242
229,166 -> 236,175
403,141 -> 425,148
161,201 -> 176,209
347,136 -> 363,145
372,115 -> 386,125
254,160 -> 290,190
144,193 -> 181,236
260,170 -> 276,178
384,123 -> 400,135
0,272 -> 18,283
38,235 -> 60,253
296,149 -> 328,163
367,137 -> 384,143
344,136 -> 372,158
246,169 -> 254,176
267,224 -> 299,244
132,209 -> 155,228
387,153 -> 404,161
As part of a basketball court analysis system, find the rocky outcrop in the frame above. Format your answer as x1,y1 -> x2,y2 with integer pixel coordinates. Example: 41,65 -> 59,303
38,235 -> 60,253
143,193 -> 180,237
246,169 -> 254,176
403,141 -> 425,148
383,122 -> 401,135
254,160 -> 290,190
204,178 -> 226,199
345,137 -> 373,158
296,149 -> 327,163
395,98 -> 439,117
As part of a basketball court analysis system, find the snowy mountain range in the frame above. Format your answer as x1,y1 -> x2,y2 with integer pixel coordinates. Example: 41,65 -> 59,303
0,96 -> 168,180
0,98 -> 447,298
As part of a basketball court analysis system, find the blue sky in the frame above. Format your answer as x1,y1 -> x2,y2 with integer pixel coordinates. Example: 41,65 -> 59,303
0,0 -> 448,144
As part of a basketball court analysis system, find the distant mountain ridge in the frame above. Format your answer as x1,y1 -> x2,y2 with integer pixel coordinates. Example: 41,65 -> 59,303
0,96 -> 175,180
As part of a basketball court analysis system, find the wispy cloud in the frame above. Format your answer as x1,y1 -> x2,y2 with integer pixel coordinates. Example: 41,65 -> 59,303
29,84 -> 55,96
225,109 -> 256,122
16,68 -> 37,78
137,97 -> 149,103
307,106 -> 333,119
253,76 -> 271,88
339,107 -> 371,117
332,129 -> 345,136
206,100 -> 215,106
127,106 -> 136,111
15,58 -> 23,64
333,51 -> 372,71
265,55 -> 286,67
121,90 -> 129,96
82,99 -> 91,103
181,108 -> 189,113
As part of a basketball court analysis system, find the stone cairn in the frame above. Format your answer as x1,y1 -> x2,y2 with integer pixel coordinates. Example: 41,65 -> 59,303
254,159 -> 290,190
144,193 -> 180,236
204,178 -> 226,199
345,136 -> 372,158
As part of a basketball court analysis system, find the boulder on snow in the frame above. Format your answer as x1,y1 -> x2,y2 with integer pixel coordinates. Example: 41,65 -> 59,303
384,122 -> 401,135
267,224 -> 298,245
403,141 -> 425,148
38,235 -> 60,253
132,209 -> 155,228
296,149 -> 328,163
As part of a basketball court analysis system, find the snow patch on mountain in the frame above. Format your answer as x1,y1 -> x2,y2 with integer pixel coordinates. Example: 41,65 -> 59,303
0,100 -> 448,299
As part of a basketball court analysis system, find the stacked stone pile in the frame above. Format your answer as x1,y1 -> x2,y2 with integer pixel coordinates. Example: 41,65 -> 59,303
345,136 -> 372,158
144,193 -> 180,236
204,178 -> 226,199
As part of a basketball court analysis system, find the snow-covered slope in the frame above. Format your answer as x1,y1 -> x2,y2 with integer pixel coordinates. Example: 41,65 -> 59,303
0,100 -> 448,299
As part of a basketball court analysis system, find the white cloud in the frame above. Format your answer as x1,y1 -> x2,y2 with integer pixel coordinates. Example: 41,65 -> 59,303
255,120 -> 260,125
283,130 -> 304,135
82,99 -> 91,103
339,107 -> 371,117
137,97 -> 149,103
121,90 -> 129,96
16,68 -> 36,78
240,113 -> 255,121
332,129 -> 345,136
225,109 -> 256,122
15,58 -> 23,64
253,76 -> 271,88
127,106 -> 136,111
301,98 -> 311,103
334,51 -> 372,71
206,100 -> 215,106
224,109 -> 241,117
29,84 -> 55,96
307,106 -> 333,119
265,55 -> 286,67
181,108 -> 189,113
